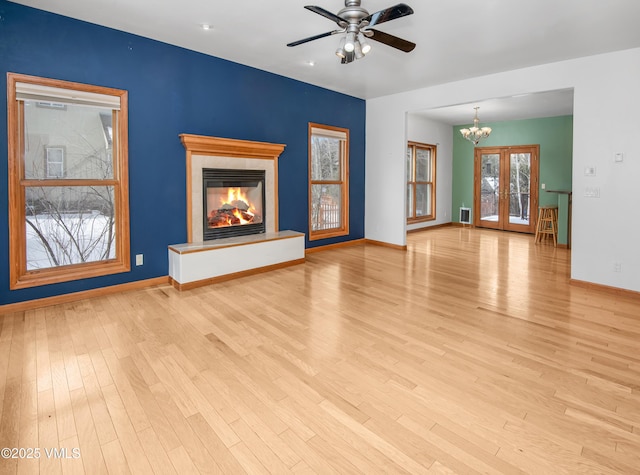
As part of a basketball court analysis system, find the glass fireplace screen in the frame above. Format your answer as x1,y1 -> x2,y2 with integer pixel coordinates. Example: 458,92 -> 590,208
202,168 -> 266,240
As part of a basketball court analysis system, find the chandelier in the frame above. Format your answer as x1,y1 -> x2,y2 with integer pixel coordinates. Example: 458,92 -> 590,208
460,107 -> 492,146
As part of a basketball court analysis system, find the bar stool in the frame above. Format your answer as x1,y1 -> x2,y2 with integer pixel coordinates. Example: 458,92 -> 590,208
535,206 -> 558,247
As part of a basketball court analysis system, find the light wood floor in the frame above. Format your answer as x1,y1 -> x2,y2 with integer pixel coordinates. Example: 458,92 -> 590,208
2,227 -> 640,474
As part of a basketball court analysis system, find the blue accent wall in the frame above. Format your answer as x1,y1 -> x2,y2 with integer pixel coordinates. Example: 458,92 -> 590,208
0,1 -> 366,305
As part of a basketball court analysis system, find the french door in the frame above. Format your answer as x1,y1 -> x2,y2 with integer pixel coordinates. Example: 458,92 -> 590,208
473,145 -> 539,233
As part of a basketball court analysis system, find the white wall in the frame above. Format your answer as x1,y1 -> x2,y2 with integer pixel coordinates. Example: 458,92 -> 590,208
406,115 -> 453,231
366,47 -> 640,292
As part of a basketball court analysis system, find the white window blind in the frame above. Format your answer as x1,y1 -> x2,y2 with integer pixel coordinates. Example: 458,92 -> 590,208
310,126 -> 347,140
16,82 -> 121,110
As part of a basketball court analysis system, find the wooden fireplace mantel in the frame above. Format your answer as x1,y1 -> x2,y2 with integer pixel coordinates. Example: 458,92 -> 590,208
180,134 -> 286,243
180,134 -> 286,160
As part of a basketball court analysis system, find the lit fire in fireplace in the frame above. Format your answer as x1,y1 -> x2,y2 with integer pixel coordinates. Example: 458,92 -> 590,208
208,187 -> 261,228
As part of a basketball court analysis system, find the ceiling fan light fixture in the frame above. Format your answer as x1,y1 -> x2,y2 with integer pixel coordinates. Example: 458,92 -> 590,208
358,33 -> 371,54
344,32 -> 356,52
354,40 -> 364,59
335,37 -> 347,58
288,1 -> 415,64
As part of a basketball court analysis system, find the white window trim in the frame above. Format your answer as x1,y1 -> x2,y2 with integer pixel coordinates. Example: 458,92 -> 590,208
45,146 -> 65,179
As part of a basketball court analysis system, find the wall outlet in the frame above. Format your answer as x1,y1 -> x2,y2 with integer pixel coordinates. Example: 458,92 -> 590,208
135,254 -> 144,266
613,262 -> 622,273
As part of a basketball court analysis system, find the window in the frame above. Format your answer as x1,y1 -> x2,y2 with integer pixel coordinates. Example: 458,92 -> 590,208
7,73 -> 130,289
309,123 -> 349,240
406,141 -> 436,222
45,146 -> 65,178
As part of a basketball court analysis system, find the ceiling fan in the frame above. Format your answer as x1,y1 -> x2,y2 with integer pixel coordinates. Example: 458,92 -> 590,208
287,0 -> 415,64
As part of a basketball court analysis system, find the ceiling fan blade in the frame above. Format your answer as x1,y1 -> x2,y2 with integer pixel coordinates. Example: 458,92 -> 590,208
287,30 -> 337,47
305,5 -> 348,27
364,3 -> 414,28
368,28 -> 416,52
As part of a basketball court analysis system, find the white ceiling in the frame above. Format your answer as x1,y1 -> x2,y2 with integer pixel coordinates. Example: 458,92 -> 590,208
411,89 -> 575,126
10,0 -> 640,122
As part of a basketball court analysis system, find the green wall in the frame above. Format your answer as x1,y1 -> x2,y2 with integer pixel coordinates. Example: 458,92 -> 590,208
452,115 -> 573,241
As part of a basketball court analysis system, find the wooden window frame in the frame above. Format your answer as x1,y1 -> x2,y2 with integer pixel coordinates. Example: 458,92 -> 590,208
407,141 -> 436,223
7,73 -> 130,289
308,123 -> 349,241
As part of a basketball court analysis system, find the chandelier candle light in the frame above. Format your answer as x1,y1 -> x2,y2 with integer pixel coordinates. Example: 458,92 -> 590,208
460,107 -> 492,146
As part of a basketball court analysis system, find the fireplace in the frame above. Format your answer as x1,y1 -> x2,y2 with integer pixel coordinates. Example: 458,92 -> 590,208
180,134 -> 284,243
202,168 -> 266,240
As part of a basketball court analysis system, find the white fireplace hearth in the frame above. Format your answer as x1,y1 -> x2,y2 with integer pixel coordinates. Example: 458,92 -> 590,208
168,134 -> 305,290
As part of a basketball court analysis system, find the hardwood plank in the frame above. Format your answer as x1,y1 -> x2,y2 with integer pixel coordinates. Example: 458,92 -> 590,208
17,312 -> 39,474
319,399 -> 430,474
283,395 -> 407,474
46,307 -> 78,443
190,372 -> 240,425
78,359 -> 118,446
17,380 -> 39,475
186,412 -> 247,474
137,341 -> 199,418
228,440 -> 270,475
167,445 -> 199,474
148,382 -> 224,474
229,418 -> 291,473
37,388 -> 62,475
137,427 -> 177,475
2,227 -> 640,474
117,355 -> 182,452
236,409 -> 301,468
59,435 -> 84,475
100,439 -> 131,475
0,318 -> 22,474
279,429 -> 341,475
68,387 -> 108,475
100,384 -> 154,473
101,348 -> 151,433
0,320 -> 13,420
305,433 -> 364,474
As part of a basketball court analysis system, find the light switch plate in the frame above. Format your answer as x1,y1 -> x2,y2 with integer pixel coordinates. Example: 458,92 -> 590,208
584,186 -> 600,198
